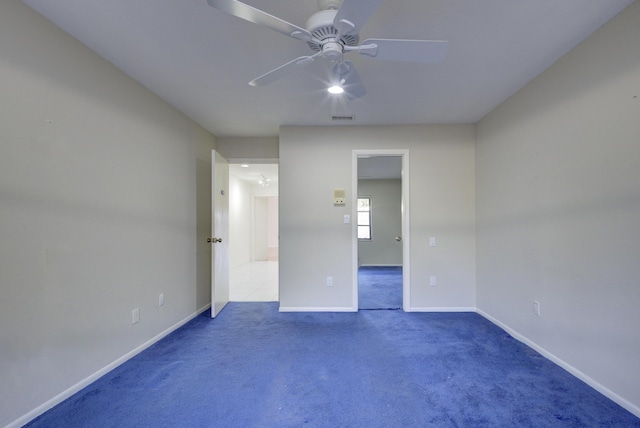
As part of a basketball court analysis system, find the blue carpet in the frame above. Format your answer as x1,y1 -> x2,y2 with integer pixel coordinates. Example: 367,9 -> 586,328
358,266 -> 402,310
27,303 -> 639,427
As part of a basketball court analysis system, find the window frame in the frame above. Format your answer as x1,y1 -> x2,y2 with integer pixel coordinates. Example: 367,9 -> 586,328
357,196 -> 372,241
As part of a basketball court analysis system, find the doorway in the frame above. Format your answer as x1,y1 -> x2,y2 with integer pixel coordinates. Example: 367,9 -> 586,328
353,151 -> 410,311
228,163 -> 279,301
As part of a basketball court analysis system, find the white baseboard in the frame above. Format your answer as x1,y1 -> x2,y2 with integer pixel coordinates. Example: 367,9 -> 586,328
12,303 -> 639,425
359,264 -> 402,267
477,309 -> 640,419
279,306 -> 357,312
409,306 -> 476,312
9,304 -> 211,428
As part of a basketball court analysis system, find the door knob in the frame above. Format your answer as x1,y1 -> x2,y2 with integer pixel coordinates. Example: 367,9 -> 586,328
395,236 -> 402,242
207,237 -> 223,243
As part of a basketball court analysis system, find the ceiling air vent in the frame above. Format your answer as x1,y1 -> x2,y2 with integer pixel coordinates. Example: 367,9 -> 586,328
331,115 -> 355,121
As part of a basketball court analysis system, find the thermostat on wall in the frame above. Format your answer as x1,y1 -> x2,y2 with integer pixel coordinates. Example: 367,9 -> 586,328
333,189 -> 346,205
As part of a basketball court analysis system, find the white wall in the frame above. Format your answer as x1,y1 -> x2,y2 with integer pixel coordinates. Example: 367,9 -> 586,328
358,179 -> 402,266
279,125 -> 475,311
229,167 -> 279,267
0,2 -> 216,426
253,195 -> 280,261
254,197 -> 269,261
229,174 -> 252,267
267,196 -> 279,260
476,1 -> 640,415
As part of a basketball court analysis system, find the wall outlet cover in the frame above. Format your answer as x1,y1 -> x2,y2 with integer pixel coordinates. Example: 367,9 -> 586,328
533,301 -> 541,316
132,308 -> 140,324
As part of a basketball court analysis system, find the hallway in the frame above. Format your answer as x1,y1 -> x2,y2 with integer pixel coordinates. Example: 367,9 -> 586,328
229,261 -> 278,302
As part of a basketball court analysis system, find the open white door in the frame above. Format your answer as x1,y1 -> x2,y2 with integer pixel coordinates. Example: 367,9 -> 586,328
211,150 -> 229,317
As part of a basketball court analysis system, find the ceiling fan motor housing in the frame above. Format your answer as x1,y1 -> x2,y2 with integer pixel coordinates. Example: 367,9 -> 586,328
305,9 -> 358,61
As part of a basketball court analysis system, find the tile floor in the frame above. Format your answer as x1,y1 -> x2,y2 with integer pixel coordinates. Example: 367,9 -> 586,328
229,261 -> 279,302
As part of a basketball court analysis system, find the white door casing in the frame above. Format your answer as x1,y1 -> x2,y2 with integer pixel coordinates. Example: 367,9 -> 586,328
352,150 -> 411,311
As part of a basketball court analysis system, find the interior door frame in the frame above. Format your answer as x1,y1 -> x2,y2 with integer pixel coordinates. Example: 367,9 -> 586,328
352,149 -> 411,311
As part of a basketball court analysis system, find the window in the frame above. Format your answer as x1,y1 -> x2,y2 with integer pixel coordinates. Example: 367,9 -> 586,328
357,197 -> 371,240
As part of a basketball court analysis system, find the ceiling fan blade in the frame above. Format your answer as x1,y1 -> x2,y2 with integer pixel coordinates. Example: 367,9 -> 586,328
334,60 -> 366,100
249,53 -> 321,87
333,0 -> 383,36
359,39 -> 449,63
207,0 -> 313,42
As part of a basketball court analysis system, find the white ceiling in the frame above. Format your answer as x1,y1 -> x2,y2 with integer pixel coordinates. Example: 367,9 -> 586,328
23,0 -> 634,138
229,163 -> 279,186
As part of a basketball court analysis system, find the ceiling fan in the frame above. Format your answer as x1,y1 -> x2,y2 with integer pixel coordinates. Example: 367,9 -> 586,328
206,0 -> 448,99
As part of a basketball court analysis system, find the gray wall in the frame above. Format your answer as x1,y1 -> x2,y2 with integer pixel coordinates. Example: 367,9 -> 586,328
279,125 -> 476,311
476,1 -> 640,415
0,2 -> 216,426
358,179 -> 402,266
5,0 -> 639,422
217,136 -> 279,162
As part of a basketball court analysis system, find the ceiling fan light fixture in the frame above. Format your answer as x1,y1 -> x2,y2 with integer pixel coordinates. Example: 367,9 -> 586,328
328,85 -> 344,94
207,0 -> 448,96
258,175 -> 271,187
